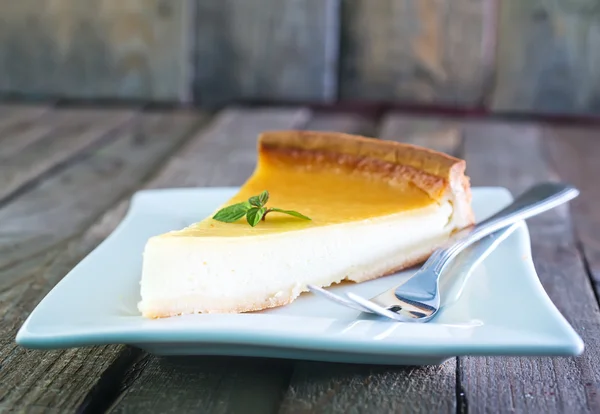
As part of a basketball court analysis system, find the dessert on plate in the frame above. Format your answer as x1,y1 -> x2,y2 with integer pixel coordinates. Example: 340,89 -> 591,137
138,130 -> 474,318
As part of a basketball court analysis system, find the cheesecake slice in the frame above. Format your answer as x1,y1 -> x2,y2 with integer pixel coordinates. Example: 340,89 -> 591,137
139,130 -> 474,318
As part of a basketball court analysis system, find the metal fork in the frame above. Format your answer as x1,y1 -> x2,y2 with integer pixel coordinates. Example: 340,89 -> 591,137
309,182 -> 579,322
308,223 -> 519,316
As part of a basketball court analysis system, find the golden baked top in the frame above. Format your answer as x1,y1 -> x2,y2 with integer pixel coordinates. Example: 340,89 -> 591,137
162,130 -> 473,238
258,130 -> 468,200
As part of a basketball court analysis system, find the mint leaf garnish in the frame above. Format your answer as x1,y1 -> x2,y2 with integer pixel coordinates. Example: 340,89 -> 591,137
249,190 -> 269,208
268,208 -> 311,221
258,190 -> 269,206
212,191 -> 311,226
246,207 -> 267,227
248,196 -> 261,207
212,201 -> 251,222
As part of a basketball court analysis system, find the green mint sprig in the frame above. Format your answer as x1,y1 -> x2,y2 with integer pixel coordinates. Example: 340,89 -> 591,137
212,190 -> 311,227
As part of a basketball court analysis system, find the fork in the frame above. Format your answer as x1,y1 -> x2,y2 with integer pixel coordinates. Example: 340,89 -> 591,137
309,182 -> 579,322
308,223 -> 519,316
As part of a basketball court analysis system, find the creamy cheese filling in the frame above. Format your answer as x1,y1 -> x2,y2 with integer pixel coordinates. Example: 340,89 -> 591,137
138,202 -> 454,316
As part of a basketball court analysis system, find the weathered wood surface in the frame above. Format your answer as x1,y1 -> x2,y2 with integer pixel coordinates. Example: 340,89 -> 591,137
2,104 -> 600,413
0,104 -> 49,131
110,356 -> 293,414
493,0 -> 600,114
194,0 -> 339,106
279,113 -> 461,414
544,126 -> 600,414
376,114 -> 462,154
459,120 -> 600,413
0,110 -> 206,412
283,363 -> 458,414
546,126 -> 600,296
340,0 -> 495,106
0,108 -> 135,203
2,0 -> 600,116
0,0 -> 191,101
0,111 -> 205,272
302,112 -> 376,137
0,109 -> 64,158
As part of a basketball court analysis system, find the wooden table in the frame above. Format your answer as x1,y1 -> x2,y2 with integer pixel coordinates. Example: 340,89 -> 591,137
1,104 -> 599,413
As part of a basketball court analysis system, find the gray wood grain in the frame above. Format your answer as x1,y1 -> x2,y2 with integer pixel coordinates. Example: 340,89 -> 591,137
110,356 -> 294,414
0,109 -> 205,412
378,113 -> 462,155
0,110 -> 203,286
340,0 -> 494,106
194,0 -> 339,106
492,0 -> 600,114
0,108 -> 136,203
98,107 -> 310,413
0,104 -> 49,131
283,362 -> 457,414
279,113 -> 461,414
0,0 -> 192,101
0,117 -> 58,157
545,125 -> 600,313
459,120 -> 600,413
302,112 -> 377,137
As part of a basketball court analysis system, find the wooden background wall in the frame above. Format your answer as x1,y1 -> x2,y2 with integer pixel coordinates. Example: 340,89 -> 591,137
0,0 -> 598,116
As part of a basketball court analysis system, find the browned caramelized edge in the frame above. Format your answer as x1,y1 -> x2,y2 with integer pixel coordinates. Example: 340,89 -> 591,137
257,130 -> 469,200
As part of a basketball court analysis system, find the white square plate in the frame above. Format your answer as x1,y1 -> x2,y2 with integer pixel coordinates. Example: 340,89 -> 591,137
16,187 -> 584,365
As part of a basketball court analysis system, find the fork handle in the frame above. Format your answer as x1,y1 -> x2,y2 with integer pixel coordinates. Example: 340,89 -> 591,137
428,182 -> 579,275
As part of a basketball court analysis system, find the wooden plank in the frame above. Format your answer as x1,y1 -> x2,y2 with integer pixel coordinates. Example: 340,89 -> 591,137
109,356 -> 293,414
302,112 -> 377,137
279,113 -> 461,413
194,0 -> 339,106
34,108 -> 307,413
0,110 -> 203,283
0,119 -> 56,157
376,114 -> 462,155
0,104 -> 50,131
340,0 -> 495,106
0,0 -> 192,101
0,110 -> 206,412
458,120 -> 600,413
492,0 -> 600,114
0,108 -> 136,203
545,126 -> 600,308
282,362 -> 457,414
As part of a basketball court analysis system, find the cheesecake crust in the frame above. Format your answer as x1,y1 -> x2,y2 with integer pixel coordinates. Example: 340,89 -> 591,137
259,130 -> 474,227
260,130 -> 464,197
